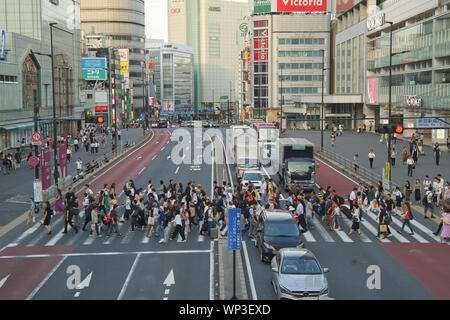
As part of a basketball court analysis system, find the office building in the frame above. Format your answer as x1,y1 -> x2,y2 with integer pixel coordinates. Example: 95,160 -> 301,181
168,0 -> 249,114
146,39 -> 194,117
0,0 -> 82,150
80,0 -> 146,118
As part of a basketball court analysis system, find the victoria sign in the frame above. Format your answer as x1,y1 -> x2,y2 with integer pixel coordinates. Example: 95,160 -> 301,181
275,0 -> 327,12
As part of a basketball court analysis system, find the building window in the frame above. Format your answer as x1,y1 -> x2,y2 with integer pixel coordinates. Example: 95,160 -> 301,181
22,55 -> 39,109
208,24 -> 221,57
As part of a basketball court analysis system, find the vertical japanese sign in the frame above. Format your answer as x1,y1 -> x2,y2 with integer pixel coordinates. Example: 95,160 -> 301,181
59,143 -> 67,178
228,209 -> 242,251
254,20 -> 269,62
41,148 -> 52,190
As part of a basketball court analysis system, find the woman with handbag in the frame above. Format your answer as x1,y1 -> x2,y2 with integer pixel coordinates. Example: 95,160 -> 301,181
348,203 -> 361,236
54,189 -> 64,216
438,207 -> 450,244
377,202 -> 391,239
42,201 -> 53,235
146,206 -> 156,238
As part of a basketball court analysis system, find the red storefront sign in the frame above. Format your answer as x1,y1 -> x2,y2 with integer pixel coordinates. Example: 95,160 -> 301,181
95,106 -> 108,112
254,20 -> 269,62
41,148 -> 52,190
276,0 -> 327,12
336,0 -> 354,12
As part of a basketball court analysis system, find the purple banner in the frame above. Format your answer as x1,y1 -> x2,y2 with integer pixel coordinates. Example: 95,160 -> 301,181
41,148 -> 52,190
59,143 -> 67,178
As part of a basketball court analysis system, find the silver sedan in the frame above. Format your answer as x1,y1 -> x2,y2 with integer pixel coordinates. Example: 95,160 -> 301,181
271,248 -> 330,300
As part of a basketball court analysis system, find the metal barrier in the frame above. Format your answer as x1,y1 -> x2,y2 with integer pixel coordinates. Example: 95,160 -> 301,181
315,148 -> 401,192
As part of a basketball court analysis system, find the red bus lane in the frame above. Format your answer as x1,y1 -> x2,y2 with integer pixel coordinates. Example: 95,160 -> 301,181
315,157 -> 358,198
315,157 -> 450,300
79,130 -> 171,200
0,245 -> 76,300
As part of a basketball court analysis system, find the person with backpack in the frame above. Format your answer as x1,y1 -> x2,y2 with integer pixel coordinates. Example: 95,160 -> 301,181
42,201 -> 53,235
397,202 -> 414,235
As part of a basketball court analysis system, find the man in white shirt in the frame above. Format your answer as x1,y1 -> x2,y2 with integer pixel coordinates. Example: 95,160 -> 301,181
260,178 -> 267,205
296,197 -> 307,232
368,150 -> 376,169
406,156 -> 414,177
349,187 -> 357,210
76,158 -> 83,174
171,212 -> 186,242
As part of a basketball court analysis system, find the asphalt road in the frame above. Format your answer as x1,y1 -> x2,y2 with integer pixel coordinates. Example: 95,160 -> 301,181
0,127 -> 448,300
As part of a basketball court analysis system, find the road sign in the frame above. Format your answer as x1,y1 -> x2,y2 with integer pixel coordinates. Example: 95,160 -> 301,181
81,57 -> 106,69
228,208 -> 242,251
82,68 -> 107,80
33,179 -> 43,203
32,132 -> 41,142
29,156 -> 39,167
416,118 -> 445,128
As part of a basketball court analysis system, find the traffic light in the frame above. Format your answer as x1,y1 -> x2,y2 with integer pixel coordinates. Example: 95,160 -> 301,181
375,124 -> 404,134
97,117 -> 104,124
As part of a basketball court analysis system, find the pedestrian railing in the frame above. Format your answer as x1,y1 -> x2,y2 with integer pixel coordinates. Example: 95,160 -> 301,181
315,148 -> 401,192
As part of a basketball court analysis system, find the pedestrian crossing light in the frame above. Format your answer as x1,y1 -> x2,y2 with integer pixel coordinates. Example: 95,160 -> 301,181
97,117 -> 104,124
375,124 -> 404,134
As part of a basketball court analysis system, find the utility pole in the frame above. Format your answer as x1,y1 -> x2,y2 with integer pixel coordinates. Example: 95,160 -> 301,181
321,49 -> 325,152
387,21 -> 393,192
33,89 -> 40,180
280,65 -> 283,131
49,22 -> 59,187
228,81 -> 231,125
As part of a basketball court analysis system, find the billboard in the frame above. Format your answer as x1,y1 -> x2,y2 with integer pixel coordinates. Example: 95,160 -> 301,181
81,58 -> 106,69
367,78 -> 377,104
273,0 -> 327,12
118,48 -> 129,62
254,0 -> 272,13
41,149 -> 52,190
82,68 -> 107,80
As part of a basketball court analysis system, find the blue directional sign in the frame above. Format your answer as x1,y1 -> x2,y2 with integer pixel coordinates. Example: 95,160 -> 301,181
228,208 -> 242,251
417,118 -> 444,128
81,57 -> 107,69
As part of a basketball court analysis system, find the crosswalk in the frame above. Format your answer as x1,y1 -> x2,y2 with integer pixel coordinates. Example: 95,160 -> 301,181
3,211 -> 213,250
293,207 -> 441,244
1,206 -> 444,250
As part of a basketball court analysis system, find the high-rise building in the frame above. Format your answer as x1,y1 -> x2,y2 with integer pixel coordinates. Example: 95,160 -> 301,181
0,0 -> 82,149
146,39 -> 194,117
168,0 -> 249,115
80,0 -> 146,118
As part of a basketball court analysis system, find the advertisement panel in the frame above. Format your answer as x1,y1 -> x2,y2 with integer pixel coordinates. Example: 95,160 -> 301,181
254,0 -> 272,13
81,57 -> 106,69
41,149 -> 52,190
254,20 -> 269,62
336,0 -> 357,12
59,143 -> 67,178
120,61 -> 129,75
367,78 -> 377,104
82,69 -> 107,80
273,0 -> 327,12
118,48 -> 129,62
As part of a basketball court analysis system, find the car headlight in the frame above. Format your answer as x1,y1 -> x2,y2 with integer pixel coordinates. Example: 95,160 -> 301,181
263,242 -> 276,251
279,285 -> 291,294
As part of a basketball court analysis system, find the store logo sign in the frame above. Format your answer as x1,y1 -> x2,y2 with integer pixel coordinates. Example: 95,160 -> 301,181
1,30 -> 6,60
404,96 -> 422,107
276,0 -> 327,12
367,12 -> 385,31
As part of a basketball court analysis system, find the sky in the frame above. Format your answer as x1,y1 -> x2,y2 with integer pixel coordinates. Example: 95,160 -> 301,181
145,0 -> 249,41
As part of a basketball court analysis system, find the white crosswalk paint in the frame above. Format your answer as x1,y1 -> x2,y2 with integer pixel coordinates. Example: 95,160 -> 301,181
302,230 -> 316,242
409,219 -> 441,242
142,234 -> 151,243
83,235 -> 96,245
362,210 -> 400,242
311,217 -> 335,242
389,215 -> 430,243
333,229 -> 354,242
359,219 -> 391,243
15,223 -> 41,245
339,217 -> 372,243
64,211 -> 86,246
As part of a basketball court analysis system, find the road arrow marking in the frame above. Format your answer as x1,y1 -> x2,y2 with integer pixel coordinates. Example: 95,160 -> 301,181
76,272 -> 93,290
167,155 -> 171,160
0,274 -> 10,288
136,156 -> 142,160
175,166 -> 180,174
163,269 -> 175,287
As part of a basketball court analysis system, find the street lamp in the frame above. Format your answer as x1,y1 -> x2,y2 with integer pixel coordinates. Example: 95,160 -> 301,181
280,65 -> 284,131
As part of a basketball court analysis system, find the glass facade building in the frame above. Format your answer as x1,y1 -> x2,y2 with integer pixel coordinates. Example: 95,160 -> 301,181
146,41 -> 194,115
0,0 -> 82,149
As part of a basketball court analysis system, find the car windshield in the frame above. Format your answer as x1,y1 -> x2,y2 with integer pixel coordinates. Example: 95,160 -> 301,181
243,172 -> 262,181
287,160 -> 315,175
281,257 -> 322,275
265,222 -> 299,237
237,158 -> 258,167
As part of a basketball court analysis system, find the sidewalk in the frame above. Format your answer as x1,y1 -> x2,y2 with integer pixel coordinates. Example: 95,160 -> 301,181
283,130 -> 448,189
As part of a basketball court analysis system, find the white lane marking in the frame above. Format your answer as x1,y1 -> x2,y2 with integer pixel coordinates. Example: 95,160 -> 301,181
0,249 -> 212,259
136,156 -> 142,160
44,229 -> 66,247
389,215 -> 430,243
242,241 -> 257,300
74,292 -> 81,298
0,274 -> 10,289
64,211 -> 86,246
175,166 -> 180,175
117,253 -> 142,300
311,217 -> 335,242
13,223 -> 41,245
209,241 -> 215,300
83,235 -> 96,245
142,234 -> 151,243
333,228 -> 354,242
26,256 -> 68,300
75,272 -> 93,290
138,167 -> 145,175
261,165 -> 271,178
167,155 -> 171,160
164,289 -> 170,295
339,216 -> 372,243
302,231 -> 316,242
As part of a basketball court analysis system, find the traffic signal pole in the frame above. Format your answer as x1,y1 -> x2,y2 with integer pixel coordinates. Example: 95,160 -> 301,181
387,21 -> 393,192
